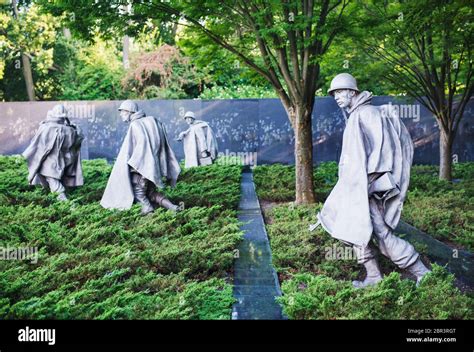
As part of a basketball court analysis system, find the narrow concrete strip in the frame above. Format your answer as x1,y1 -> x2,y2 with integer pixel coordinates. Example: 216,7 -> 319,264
232,170 -> 285,320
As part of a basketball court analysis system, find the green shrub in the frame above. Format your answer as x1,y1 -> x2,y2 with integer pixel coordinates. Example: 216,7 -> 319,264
453,162 -> 474,180
265,203 -> 473,319
278,265 -> 473,320
166,160 -> 242,210
253,162 -> 338,202
0,155 -> 242,319
265,204 -> 360,280
58,40 -> 126,101
403,191 -> 473,251
405,164 -> 474,251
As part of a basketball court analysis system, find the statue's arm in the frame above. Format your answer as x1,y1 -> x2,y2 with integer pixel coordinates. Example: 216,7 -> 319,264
176,127 -> 190,141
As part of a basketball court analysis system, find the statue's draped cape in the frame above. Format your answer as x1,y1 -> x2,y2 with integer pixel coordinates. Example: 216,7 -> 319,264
100,111 -> 181,210
182,120 -> 218,168
23,117 -> 84,187
317,91 -> 414,247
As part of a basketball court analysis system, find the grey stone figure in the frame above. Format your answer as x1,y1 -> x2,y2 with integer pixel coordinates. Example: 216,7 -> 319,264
23,104 -> 84,201
176,111 -> 218,168
100,100 -> 181,215
310,73 -> 431,288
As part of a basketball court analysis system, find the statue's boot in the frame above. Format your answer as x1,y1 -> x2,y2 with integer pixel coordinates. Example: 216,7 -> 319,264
45,177 -> 67,202
161,198 -> 180,212
407,258 -> 431,286
133,184 -> 154,215
57,192 -> 68,201
352,258 -> 383,288
149,192 -> 180,213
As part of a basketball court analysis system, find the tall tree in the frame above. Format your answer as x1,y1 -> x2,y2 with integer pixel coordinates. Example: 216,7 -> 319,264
43,0 -> 350,204
1,1 -> 58,101
12,0 -> 35,100
159,0 -> 350,204
358,0 -> 473,180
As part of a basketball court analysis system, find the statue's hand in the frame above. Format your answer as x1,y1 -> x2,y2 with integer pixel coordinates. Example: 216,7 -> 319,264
176,132 -> 185,141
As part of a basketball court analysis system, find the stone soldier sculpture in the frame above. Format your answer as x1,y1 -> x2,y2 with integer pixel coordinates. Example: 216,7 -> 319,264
176,111 -> 218,168
310,73 -> 431,288
23,104 -> 84,201
100,100 -> 181,215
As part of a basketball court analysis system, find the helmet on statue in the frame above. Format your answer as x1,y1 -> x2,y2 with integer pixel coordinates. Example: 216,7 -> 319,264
118,100 -> 139,113
328,73 -> 359,96
50,104 -> 68,118
184,111 -> 195,120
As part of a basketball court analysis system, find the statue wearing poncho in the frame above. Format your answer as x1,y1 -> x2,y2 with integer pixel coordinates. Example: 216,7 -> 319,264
100,101 -> 181,215
177,111 -> 218,168
314,73 -> 431,288
22,104 -> 84,201
317,91 -> 413,248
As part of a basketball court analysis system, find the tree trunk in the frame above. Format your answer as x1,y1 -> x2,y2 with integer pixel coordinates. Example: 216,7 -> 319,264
12,0 -> 35,101
294,104 -> 316,204
170,23 -> 178,45
439,127 -> 453,181
123,35 -> 130,69
21,53 -> 35,101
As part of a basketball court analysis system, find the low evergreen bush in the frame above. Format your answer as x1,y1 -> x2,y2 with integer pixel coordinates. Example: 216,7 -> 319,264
265,203 -> 474,319
0,156 -> 242,319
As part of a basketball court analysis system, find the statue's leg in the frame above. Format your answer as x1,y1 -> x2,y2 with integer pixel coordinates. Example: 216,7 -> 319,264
352,242 -> 383,288
370,197 -> 418,268
45,176 -> 67,201
131,173 -> 154,215
147,188 -> 180,212
370,197 -> 430,285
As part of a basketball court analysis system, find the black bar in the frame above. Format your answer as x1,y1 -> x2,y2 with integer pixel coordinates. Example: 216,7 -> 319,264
0,320 -> 472,348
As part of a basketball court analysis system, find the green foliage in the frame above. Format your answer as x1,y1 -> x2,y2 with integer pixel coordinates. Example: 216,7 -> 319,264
253,162 -> 338,202
178,28 -> 267,89
0,155 -> 242,319
320,35 -> 400,96
167,160 -> 242,210
403,191 -> 473,251
122,45 -> 205,100
453,162 -> 474,181
260,164 -> 473,319
404,164 -> 474,251
278,265 -> 473,320
199,84 -> 277,99
255,162 -> 474,251
0,3 -> 59,100
37,0 -> 351,122
0,4 -> 58,77
58,39 -> 125,101
11,0 -> 470,108
265,204 -> 360,281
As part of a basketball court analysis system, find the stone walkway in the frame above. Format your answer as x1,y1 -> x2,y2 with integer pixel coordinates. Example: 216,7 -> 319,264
231,170 -> 285,320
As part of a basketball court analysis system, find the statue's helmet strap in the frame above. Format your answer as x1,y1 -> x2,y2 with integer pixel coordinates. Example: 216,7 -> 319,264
328,73 -> 359,96
118,100 -> 139,113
